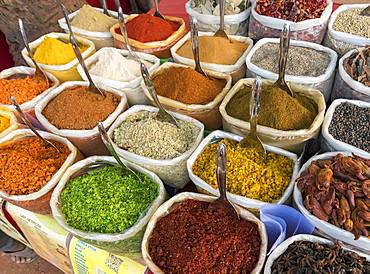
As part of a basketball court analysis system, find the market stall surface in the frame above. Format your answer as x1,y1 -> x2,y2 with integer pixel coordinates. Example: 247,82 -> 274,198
0,255 -> 62,274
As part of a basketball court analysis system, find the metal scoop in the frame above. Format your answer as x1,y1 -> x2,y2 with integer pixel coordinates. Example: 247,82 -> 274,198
117,6 -> 139,61
239,77 -> 266,154
100,0 -> 110,16
360,5 -> 370,16
209,143 -> 239,219
214,0 -> 229,40
271,23 -> 294,97
140,62 -> 179,128
153,0 -> 165,20
11,96 -> 61,153
59,3 -> 105,97
18,18 -> 49,86
190,18 -> 207,78
97,122 -> 142,182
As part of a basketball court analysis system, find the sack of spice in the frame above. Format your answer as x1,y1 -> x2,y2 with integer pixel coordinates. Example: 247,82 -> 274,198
21,32 -> 96,82
58,5 -> 118,49
171,31 -> 253,84
323,4 -> 370,57
185,1 -> 251,36
0,129 -> 81,214
188,130 -> 299,209
141,62 -> 232,129
219,78 -> 326,154
35,81 -> 128,156
246,38 -> 338,102
77,47 -> 160,106
0,66 -> 59,119
142,192 -> 268,274
107,105 -> 204,188
321,99 -> 370,158
110,14 -> 186,59
264,234 -> 370,274
331,47 -> 370,103
50,155 -> 166,258
248,0 -> 333,43
293,152 -> 370,252
0,107 -> 18,139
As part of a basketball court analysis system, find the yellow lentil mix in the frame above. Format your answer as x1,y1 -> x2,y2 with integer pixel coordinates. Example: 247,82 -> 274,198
192,139 -> 293,202
0,116 -> 10,133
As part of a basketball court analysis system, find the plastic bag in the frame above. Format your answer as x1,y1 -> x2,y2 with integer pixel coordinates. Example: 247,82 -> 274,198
142,192 -> 268,274
110,15 -> 186,59
324,4 -> 370,57
171,31 -> 253,84
187,130 -> 299,209
141,62 -> 232,129
248,0 -> 332,43
331,48 -> 370,102
185,1 -> 251,36
21,32 -> 96,82
50,156 -> 167,258
293,152 -> 370,252
321,99 -> 370,158
107,105 -> 204,188
35,81 -> 128,156
264,234 -> 370,274
245,38 -> 337,102
77,48 -> 160,106
219,79 -> 326,154
0,129 -> 81,214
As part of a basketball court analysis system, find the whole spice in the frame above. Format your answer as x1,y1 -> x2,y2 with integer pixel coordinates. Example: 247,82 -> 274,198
192,139 -> 293,202
0,138 -> 69,195
297,153 -> 370,239
42,86 -> 120,130
328,103 -> 370,153
271,241 -> 370,273
61,165 -> 158,233
251,42 -> 331,77
149,199 -> 261,273
226,84 -> 317,130
0,75 -> 50,105
0,116 -> 9,133
113,110 -> 200,160
343,46 -> 370,87
256,0 -> 327,22
122,14 -> 178,43
333,8 -> 370,38
152,67 -> 225,104
177,36 -> 249,65
191,0 -> 250,15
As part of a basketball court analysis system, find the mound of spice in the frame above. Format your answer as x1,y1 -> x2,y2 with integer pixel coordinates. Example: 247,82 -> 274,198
251,43 -> 331,77
152,67 -> 225,104
34,37 -> 88,65
42,86 -> 120,130
226,84 -> 317,130
71,4 -> 117,32
297,153 -> 370,239
177,36 -> 249,65
148,199 -> 261,273
256,0 -> 327,22
0,138 -> 69,195
123,14 -> 178,43
0,75 -> 50,105
113,110 -> 200,160
192,139 -> 293,202
343,46 -> 370,87
0,115 -> 9,133
271,241 -> 370,273
328,103 -> 370,153
333,8 -> 370,38
61,165 -> 158,233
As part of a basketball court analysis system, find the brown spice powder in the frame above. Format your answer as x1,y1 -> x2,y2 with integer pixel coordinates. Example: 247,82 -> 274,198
42,86 -> 120,130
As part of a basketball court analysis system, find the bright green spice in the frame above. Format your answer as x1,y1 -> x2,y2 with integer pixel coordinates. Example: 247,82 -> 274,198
60,166 -> 158,233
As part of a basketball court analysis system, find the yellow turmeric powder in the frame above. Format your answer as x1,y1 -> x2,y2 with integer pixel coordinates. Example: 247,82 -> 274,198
0,116 -> 9,133
192,139 -> 293,202
34,37 -> 88,65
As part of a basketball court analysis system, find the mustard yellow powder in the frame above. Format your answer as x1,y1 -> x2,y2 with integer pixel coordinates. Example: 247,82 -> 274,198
0,116 -> 10,133
34,37 -> 88,65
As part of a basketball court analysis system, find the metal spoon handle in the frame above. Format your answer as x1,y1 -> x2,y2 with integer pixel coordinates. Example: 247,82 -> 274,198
219,0 -> 225,31
117,6 -> 134,56
249,77 -> 262,138
100,0 -> 109,16
360,4 -> 370,16
190,18 -> 202,73
216,143 -> 227,200
153,0 -> 160,14
277,24 -> 290,85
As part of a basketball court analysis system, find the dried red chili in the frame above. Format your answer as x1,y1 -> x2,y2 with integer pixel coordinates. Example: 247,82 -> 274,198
148,199 -> 261,273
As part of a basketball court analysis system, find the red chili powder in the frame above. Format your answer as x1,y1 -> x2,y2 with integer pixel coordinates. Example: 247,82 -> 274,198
123,14 -> 178,43
148,199 -> 262,273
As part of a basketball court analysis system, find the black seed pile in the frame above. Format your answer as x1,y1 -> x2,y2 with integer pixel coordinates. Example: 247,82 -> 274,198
328,103 -> 370,153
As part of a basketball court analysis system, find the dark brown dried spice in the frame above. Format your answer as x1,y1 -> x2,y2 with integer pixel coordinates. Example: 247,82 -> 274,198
343,46 -> 370,87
